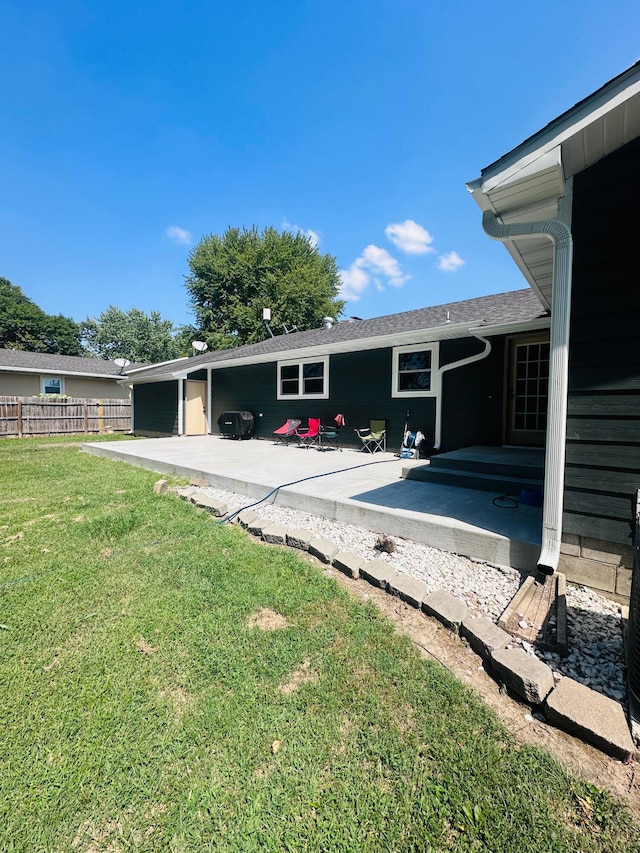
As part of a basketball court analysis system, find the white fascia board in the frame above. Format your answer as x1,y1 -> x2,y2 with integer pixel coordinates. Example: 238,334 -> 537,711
125,356 -> 190,374
472,71 -> 640,194
468,317 -> 550,337
0,366 -> 123,380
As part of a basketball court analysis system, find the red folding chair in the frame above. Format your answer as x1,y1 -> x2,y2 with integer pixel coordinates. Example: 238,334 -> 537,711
273,418 -> 301,445
296,417 -> 321,449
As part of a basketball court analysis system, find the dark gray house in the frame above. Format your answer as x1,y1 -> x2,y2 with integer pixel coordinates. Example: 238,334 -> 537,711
467,60 -> 640,598
125,288 -> 548,454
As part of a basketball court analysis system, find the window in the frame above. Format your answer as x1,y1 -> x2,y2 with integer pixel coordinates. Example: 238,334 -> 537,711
392,344 -> 439,397
277,357 -> 329,400
41,376 -> 64,395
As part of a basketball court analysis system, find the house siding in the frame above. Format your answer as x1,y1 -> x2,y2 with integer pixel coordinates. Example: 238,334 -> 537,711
0,372 -> 129,399
133,381 -> 179,436
209,339 -> 507,451
565,136 -> 640,547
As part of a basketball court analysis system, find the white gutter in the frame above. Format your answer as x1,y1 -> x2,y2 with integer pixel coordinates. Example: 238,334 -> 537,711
482,210 -> 573,576
433,329 -> 493,450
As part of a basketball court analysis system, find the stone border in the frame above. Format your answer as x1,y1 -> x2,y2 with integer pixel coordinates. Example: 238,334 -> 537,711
172,484 -> 636,762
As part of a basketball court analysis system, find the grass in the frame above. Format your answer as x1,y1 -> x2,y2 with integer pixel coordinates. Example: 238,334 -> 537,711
1,436 -> 638,852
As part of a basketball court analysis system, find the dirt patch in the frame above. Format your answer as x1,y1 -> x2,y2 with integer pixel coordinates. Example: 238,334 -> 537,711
278,658 -> 319,694
246,608 -> 288,631
135,637 -> 158,655
323,566 -> 640,819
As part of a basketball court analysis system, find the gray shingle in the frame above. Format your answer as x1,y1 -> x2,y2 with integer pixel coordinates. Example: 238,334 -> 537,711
0,348 -> 146,377
128,289 -> 545,381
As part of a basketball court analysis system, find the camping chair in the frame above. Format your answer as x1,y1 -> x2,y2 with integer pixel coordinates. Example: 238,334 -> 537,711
273,418 -> 301,445
296,417 -> 321,449
319,413 -> 345,452
354,419 -> 386,453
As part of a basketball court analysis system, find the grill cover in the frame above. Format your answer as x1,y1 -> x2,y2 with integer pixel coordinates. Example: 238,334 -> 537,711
217,410 -> 254,438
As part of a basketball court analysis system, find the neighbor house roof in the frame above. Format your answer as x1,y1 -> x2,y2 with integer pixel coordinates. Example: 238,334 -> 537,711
467,60 -> 640,309
0,349 -> 144,379
127,288 -> 547,383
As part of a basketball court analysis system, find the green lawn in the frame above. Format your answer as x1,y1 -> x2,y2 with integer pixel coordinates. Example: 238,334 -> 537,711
1,436 -> 638,852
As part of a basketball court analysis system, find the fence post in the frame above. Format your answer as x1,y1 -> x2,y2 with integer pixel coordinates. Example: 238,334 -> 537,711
17,399 -> 23,438
83,400 -> 89,434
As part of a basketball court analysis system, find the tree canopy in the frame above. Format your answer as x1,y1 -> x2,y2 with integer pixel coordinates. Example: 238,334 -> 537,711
81,307 -> 183,364
0,278 -> 83,355
185,227 -> 345,349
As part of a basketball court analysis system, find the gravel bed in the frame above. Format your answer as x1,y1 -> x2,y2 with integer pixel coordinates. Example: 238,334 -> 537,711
196,485 -> 627,704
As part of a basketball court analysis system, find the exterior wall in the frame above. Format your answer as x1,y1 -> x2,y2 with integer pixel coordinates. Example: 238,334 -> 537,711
439,336 -> 506,451
209,338 -> 507,451
133,381 -> 179,436
0,371 -> 129,399
565,136 -> 640,565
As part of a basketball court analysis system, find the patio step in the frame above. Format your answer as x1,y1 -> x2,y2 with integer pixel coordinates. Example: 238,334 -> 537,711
401,445 -> 544,496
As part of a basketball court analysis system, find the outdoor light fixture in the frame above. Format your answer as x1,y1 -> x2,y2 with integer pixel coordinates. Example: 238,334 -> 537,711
192,340 -> 208,353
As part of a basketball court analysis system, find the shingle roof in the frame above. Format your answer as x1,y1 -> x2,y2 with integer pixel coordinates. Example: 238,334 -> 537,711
0,349 -> 145,377
128,288 -> 545,381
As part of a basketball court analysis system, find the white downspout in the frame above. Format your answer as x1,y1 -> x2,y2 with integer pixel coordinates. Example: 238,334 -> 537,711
433,330 -> 492,450
178,378 -> 185,436
482,210 -> 573,575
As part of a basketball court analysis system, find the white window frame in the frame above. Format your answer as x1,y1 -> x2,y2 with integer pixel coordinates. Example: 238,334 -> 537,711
277,356 -> 329,400
392,343 -> 439,398
41,376 -> 65,395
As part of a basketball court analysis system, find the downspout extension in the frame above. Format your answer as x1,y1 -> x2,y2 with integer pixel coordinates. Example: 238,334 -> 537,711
482,210 -> 573,576
433,330 -> 492,451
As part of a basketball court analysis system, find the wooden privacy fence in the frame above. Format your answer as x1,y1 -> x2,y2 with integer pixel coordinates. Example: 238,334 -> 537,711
0,396 -> 132,438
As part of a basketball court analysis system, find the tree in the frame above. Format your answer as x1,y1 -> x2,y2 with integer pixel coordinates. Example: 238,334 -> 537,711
185,226 -> 345,349
81,307 -> 182,364
0,277 -> 83,355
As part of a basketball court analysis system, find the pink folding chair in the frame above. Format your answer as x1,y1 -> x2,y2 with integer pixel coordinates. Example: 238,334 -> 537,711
273,418 -> 301,445
296,417 -> 321,449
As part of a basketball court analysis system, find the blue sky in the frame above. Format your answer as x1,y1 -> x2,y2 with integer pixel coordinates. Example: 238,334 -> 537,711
1,1 -> 639,330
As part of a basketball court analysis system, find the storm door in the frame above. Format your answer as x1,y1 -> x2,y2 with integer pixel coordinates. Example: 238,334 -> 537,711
505,336 -> 549,447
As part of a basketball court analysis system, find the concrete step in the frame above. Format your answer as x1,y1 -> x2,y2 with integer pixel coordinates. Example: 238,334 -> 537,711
429,447 -> 544,481
402,465 -> 543,496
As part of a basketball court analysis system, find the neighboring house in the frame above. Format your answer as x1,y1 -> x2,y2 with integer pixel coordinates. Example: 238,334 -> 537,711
467,60 -> 640,597
0,349 -> 135,400
125,288 -> 549,451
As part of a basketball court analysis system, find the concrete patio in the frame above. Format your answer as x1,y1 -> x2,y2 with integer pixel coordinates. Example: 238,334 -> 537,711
83,436 -> 543,572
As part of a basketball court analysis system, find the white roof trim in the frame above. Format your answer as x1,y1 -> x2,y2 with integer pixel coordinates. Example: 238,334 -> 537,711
0,365 -> 123,380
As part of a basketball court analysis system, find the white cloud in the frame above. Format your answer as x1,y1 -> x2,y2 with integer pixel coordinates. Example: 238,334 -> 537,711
339,244 -> 409,301
385,220 -> 435,255
165,225 -> 192,245
437,250 -> 465,272
282,219 -> 320,247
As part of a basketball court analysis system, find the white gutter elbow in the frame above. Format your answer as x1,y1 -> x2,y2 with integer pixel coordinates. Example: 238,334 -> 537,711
482,210 -> 573,576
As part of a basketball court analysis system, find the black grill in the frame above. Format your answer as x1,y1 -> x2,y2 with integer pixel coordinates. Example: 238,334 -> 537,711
217,411 -> 254,439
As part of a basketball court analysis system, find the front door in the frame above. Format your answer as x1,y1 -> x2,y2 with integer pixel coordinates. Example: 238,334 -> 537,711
505,335 -> 549,447
185,381 -> 207,435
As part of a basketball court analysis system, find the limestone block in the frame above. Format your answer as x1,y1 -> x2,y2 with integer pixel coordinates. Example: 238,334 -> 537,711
153,479 -> 169,494
491,647 -> 554,705
387,572 -> 427,609
333,552 -> 364,579
359,559 -> 395,589
545,676 -> 635,761
461,616 -> 512,659
261,523 -> 288,545
309,537 -> 338,564
422,589 -> 469,631
237,509 -> 258,528
286,528 -> 312,551
247,517 -> 269,537
193,494 -> 228,517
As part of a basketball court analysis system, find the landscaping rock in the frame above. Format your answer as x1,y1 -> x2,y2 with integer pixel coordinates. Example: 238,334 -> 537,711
238,509 -> 258,528
388,572 -> 426,609
309,537 -> 338,564
286,528 -> 312,551
462,616 -> 512,659
333,552 -> 364,579
261,523 -> 288,545
173,486 -> 197,501
247,517 -> 269,537
190,477 -> 209,488
491,647 -> 555,705
359,559 -> 395,589
545,676 -> 636,761
193,495 -> 228,517
153,479 -> 169,494
422,589 -> 469,631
